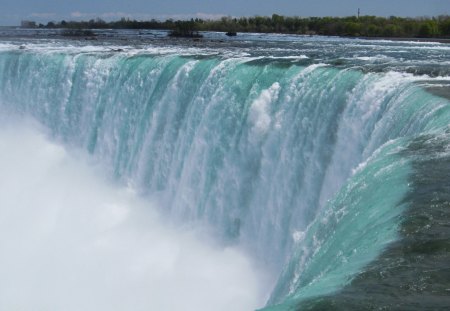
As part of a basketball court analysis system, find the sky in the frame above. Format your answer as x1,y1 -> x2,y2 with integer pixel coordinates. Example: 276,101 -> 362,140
0,0 -> 449,25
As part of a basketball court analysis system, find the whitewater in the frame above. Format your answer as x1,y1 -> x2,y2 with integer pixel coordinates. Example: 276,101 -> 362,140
0,31 -> 449,310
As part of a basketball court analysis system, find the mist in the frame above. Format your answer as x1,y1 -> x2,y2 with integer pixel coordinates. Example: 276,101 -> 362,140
0,118 -> 268,311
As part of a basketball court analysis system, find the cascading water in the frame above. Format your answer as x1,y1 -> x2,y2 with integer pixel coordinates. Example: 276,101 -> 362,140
0,34 -> 449,310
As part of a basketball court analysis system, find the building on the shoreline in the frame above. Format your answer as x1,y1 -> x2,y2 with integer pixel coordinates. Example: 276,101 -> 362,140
21,20 -> 37,28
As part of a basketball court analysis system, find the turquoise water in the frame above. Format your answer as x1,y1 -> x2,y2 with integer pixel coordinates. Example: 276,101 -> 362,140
0,35 -> 449,309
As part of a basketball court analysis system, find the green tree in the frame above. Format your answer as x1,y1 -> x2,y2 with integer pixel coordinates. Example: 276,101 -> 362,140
344,22 -> 362,35
439,18 -> 450,36
367,24 -> 380,36
419,21 -> 438,37
383,24 -> 400,37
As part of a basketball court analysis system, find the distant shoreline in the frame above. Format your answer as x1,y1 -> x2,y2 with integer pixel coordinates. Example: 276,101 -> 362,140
356,36 -> 450,44
6,14 -> 450,43
1,30 -> 449,45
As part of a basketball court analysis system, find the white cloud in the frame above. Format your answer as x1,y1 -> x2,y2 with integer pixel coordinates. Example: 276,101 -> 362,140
30,12 -> 57,18
67,11 -> 226,21
155,12 -> 226,20
194,12 -> 227,20
70,11 -> 96,18
100,12 -> 133,19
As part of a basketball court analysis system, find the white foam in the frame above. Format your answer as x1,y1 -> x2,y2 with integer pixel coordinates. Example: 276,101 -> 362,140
249,82 -> 281,136
0,118 -> 267,311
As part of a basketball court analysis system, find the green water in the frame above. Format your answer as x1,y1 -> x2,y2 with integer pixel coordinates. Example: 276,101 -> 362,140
0,36 -> 449,309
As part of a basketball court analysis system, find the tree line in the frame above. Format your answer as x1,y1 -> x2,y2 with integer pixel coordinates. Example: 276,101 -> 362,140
36,14 -> 450,38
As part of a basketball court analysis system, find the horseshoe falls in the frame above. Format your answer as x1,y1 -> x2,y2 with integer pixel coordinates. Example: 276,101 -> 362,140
0,33 -> 449,310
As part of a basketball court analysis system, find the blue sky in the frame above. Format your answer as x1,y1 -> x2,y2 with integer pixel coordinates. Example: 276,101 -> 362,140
1,0 -> 449,25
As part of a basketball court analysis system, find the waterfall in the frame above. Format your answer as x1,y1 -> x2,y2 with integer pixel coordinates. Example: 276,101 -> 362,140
0,46 -> 449,309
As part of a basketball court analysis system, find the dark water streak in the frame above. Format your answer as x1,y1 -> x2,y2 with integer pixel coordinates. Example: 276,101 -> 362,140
296,130 -> 450,310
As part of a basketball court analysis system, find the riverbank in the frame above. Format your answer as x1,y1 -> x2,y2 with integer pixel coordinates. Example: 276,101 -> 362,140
1,28 -> 450,45
357,36 -> 450,44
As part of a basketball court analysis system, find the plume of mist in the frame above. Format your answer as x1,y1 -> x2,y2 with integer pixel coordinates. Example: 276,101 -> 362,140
0,119 -> 267,311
